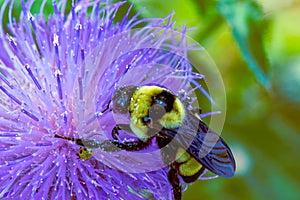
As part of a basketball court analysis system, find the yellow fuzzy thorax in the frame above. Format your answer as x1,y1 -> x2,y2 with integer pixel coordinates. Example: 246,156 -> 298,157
128,85 -> 185,140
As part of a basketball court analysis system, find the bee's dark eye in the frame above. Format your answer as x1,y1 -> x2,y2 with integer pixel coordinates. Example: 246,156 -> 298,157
117,98 -> 126,106
113,97 -> 129,113
112,86 -> 137,114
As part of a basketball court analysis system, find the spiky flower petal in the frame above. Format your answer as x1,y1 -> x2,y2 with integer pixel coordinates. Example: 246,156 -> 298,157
0,0 -> 212,199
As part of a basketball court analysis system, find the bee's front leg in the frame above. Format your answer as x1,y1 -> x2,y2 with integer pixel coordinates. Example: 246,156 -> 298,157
99,140 -> 123,152
112,124 -> 132,140
101,124 -> 152,152
100,139 -> 152,152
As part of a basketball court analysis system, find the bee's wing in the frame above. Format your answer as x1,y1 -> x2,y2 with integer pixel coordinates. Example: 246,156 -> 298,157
188,128 -> 236,177
165,112 -> 236,178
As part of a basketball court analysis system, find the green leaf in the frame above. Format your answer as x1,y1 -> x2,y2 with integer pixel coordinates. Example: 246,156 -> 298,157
218,0 -> 270,88
129,0 -> 202,29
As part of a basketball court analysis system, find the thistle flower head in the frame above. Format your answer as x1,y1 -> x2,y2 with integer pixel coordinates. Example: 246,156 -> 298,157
0,0 -> 219,199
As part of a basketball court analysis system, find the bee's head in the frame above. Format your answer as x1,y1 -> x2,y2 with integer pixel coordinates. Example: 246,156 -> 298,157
112,86 -> 137,114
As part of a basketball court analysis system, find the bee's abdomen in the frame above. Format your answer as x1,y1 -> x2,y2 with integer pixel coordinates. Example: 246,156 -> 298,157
176,148 -> 204,183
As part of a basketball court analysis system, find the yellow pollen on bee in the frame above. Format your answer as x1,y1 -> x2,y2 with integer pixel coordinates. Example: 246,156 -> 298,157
78,147 -> 93,161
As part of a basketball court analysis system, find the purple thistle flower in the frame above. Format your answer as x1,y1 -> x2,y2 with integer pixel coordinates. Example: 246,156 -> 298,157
0,0 -> 221,199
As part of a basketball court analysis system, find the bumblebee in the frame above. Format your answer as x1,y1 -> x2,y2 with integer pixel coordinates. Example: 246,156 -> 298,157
55,85 -> 236,200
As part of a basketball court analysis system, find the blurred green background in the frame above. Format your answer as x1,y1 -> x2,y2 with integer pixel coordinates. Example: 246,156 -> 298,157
1,0 -> 300,199
131,0 -> 300,199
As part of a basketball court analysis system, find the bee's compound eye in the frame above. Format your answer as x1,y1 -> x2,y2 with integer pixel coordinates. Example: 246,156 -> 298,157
117,97 -> 127,107
112,86 -> 137,114
113,97 -> 129,114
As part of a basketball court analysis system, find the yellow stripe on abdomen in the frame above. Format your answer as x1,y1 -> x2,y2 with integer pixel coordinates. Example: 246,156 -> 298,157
179,157 -> 203,177
176,148 -> 203,177
175,148 -> 191,163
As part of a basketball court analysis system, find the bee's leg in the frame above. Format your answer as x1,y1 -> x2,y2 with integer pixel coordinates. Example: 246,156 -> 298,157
168,166 -> 181,200
100,100 -> 111,113
54,134 -> 85,146
112,124 -> 132,140
102,124 -> 151,152
98,140 -> 123,152
100,138 -> 152,152
112,125 -> 121,140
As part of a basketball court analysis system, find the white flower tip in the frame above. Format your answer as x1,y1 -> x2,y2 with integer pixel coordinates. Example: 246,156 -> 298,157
61,110 -> 68,117
27,12 -> 34,22
6,34 -> 16,43
53,34 -> 59,46
54,69 -> 63,76
75,23 -> 82,30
